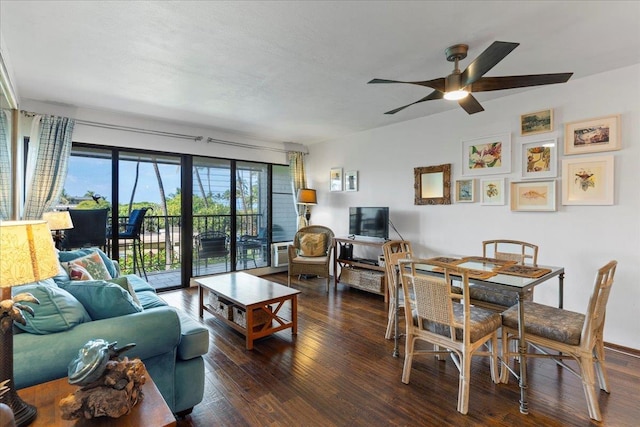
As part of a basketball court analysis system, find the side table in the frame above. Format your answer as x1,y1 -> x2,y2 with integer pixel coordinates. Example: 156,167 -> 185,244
17,371 -> 176,427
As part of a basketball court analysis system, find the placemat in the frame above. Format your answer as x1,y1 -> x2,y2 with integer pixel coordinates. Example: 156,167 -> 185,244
499,264 -> 552,278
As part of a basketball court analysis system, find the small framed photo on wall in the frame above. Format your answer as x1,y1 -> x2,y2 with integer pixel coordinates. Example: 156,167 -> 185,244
564,115 -> 620,155
345,170 -> 358,191
520,109 -> 553,136
455,179 -> 475,202
330,167 -> 343,192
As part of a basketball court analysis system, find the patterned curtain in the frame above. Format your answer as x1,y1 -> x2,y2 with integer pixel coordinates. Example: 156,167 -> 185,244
288,151 -> 308,229
0,110 -> 11,219
23,115 -> 75,219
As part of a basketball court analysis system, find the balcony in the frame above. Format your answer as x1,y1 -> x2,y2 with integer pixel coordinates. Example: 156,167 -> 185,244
112,213 -> 269,290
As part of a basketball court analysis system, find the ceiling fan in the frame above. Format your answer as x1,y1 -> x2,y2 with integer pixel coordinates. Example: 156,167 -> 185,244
369,41 -> 573,115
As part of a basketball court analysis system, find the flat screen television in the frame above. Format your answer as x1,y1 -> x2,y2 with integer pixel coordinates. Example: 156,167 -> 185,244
349,207 -> 389,240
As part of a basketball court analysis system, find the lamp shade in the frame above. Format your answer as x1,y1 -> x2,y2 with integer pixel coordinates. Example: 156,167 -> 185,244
42,211 -> 74,231
296,188 -> 317,205
0,220 -> 59,289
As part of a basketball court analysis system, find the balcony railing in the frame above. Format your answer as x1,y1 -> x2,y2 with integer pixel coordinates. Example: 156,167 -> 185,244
113,213 -> 263,276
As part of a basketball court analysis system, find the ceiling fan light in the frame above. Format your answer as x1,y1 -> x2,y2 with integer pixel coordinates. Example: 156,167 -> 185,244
444,89 -> 469,101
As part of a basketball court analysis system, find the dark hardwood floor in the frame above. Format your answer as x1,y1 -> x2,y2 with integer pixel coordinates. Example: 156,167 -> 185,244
160,273 -> 640,427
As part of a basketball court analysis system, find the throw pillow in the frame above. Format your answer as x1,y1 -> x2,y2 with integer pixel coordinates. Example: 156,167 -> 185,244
65,251 -> 112,280
66,264 -> 94,281
299,233 -> 327,257
12,280 -> 91,334
58,248 -> 119,279
108,276 -> 141,306
59,280 -> 143,320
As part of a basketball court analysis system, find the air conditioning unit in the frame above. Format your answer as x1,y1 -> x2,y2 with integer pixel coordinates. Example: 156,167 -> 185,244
272,242 -> 292,267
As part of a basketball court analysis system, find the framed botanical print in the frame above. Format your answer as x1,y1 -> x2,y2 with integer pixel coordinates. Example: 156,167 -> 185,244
521,138 -> 558,179
455,179 -> 475,203
564,115 -> 620,155
480,178 -> 506,205
461,133 -> 511,176
330,167 -> 343,192
562,155 -> 614,205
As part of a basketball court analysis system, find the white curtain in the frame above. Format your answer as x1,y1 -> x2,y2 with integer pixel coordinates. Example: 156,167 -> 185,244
23,115 -> 75,219
0,110 -> 11,219
288,151 -> 308,229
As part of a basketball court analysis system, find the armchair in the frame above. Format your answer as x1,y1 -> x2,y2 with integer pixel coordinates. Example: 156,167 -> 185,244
287,225 -> 335,292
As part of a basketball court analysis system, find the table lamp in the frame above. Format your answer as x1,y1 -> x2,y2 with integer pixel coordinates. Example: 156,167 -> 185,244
0,220 -> 60,427
296,188 -> 317,226
42,211 -> 74,250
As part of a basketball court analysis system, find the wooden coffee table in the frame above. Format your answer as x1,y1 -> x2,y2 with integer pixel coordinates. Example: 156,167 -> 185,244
197,272 -> 301,350
17,370 -> 176,426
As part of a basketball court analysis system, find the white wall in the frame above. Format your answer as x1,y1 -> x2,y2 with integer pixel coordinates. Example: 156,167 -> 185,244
307,64 -> 640,350
20,99 -> 289,166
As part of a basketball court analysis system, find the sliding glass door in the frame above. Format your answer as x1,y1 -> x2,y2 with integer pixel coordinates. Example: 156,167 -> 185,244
192,157 -> 232,276
61,144 -> 296,290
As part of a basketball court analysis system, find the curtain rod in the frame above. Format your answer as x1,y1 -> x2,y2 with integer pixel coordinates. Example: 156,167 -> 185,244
20,110 -> 297,153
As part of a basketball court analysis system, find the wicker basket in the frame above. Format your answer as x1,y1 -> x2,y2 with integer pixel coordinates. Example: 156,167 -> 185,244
232,306 -> 272,329
340,267 -> 385,294
207,293 -> 233,320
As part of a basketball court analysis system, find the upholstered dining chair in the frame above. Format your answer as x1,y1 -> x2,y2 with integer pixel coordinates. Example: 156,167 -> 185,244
500,260 -> 617,421
399,258 -> 501,415
287,225 -> 335,292
381,240 -> 413,340
463,239 -> 540,311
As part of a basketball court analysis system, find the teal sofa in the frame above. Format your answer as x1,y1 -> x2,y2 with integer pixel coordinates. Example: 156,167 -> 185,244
12,248 -> 209,416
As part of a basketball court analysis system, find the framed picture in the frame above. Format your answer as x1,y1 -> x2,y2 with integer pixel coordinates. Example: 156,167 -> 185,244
510,180 -> 556,212
330,167 -> 343,192
521,138 -> 558,179
345,170 -> 358,191
562,155 -> 614,205
480,178 -> 506,205
461,133 -> 511,176
564,115 -> 620,155
520,109 -> 553,136
455,179 -> 475,203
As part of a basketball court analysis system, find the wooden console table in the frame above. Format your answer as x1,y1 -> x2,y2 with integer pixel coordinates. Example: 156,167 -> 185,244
17,371 -> 176,427
334,237 -> 387,301
197,272 -> 300,350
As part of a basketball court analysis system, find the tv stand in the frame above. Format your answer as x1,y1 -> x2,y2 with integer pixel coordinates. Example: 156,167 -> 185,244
334,237 -> 387,301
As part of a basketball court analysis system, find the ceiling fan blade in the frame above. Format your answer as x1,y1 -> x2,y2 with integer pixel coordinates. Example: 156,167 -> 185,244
458,94 -> 484,115
470,73 -> 573,92
369,78 -> 445,92
384,90 -> 444,115
460,41 -> 519,87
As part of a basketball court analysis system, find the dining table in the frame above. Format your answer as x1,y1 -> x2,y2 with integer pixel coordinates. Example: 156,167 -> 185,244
393,256 -> 565,415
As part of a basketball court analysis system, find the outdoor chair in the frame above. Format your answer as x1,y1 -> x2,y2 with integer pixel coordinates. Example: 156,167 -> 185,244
500,260 -> 617,421
61,208 -> 110,251
195,231 -> 229,275
399,258 -> 501,415
381,240 -> 413,340
118,207 -> 152,280
287,225 -> 335,292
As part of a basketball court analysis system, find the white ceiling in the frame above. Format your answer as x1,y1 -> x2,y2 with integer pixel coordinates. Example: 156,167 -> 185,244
1,1 -> 639,144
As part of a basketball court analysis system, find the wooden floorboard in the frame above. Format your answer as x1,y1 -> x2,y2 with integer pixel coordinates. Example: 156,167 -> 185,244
160,273 -> 640,426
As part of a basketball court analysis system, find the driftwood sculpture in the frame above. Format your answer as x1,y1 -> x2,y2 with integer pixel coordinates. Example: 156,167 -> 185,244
59,340 -> 145,420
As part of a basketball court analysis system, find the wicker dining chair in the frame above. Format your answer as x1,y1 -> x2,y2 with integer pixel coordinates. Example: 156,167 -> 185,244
287,225 -> 335,292
462,239 -> 540,311
382,240 -> 413,340
500,260 -> 617,421
399,258 -> 501,415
